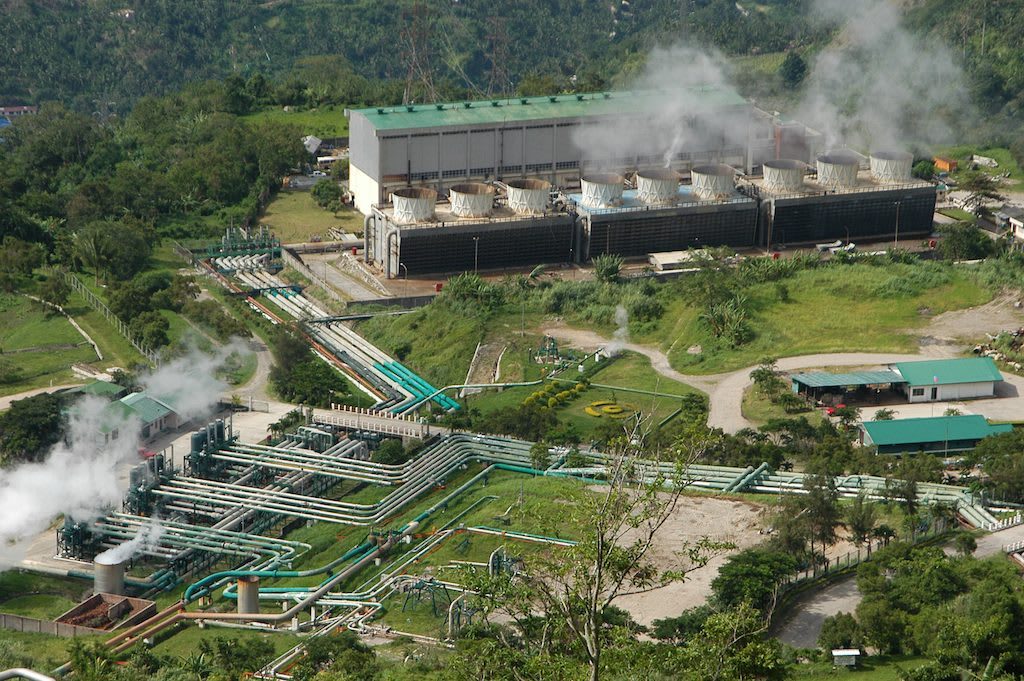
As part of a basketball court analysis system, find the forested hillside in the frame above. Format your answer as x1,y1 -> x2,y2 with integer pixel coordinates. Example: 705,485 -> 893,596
1,0 -> 817,109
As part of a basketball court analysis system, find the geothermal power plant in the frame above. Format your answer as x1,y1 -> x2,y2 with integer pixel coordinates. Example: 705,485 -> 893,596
348,88 -> 937,276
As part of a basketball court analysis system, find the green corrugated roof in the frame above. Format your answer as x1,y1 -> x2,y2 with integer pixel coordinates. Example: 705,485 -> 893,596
349,86 -> 748,131
893,357 -> 1003,386
791,370 -> 902,389
66,380 -> 125,399
120,392 -> 174,424
862,415 -> 1012,447
98,401 -> 136,434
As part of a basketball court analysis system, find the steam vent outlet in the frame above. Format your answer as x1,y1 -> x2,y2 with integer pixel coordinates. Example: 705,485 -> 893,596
448,182 -> 495,218
93,556 -> 126,596
391,187 -> 437,224
581,173 -> 626,208
237,575 -> 260,614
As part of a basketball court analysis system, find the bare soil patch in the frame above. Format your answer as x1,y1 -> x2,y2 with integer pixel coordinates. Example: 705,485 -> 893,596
922,292 -> 1024,342
611,494 -> 766,626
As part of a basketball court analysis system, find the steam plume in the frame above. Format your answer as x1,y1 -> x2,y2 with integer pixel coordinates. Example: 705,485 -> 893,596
0,344 -> 243,567
94,517 -> 164,564
603,305 -> 630,358
796,0 -> 969,151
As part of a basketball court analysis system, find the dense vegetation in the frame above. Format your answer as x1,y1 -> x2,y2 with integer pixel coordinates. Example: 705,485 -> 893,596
1,1 -> 821,109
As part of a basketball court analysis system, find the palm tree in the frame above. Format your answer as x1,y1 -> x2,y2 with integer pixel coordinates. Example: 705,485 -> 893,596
74,223 -> 111,284
846,494 -> 878,556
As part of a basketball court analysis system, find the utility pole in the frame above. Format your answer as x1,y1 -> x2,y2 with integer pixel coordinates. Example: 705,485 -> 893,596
473,236 -> 480,273
894,201 -> 901,248
399,262 -> 409,297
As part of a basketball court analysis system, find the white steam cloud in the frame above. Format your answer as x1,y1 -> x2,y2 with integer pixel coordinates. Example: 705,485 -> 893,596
0,344 -> 244,568
95,517 -> 165,565
796,0 -> 969,151
572,45 -> 749,169
574,1 -> 968,166
603,305 -> 630,358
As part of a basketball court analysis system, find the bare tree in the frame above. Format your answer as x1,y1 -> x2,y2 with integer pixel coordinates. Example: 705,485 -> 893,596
467,422 -> 730,681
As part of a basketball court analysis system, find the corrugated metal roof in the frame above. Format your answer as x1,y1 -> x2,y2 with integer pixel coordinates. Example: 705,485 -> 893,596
862,415 -> 1012,447
67,380 -> 125,399
350,86 -> 748,132
791,370 -> 902,389
893,357 -> 1003,386
120,392 -> 174,424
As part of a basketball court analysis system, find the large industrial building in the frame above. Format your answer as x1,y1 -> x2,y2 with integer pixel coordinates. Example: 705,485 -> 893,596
348,88 -> 938,277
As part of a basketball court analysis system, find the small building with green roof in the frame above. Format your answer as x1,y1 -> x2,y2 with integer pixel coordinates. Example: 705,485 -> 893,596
861,415 -> 1012,455
99,392 -> 180,443
891,357 -> 1002,403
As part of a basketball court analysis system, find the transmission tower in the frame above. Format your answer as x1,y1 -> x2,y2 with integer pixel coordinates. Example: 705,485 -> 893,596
400,0 -> 438,104
484,15 -> 511,96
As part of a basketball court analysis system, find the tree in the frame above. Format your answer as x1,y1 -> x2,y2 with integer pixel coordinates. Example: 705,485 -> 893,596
678,602 -> 787,681
957,169 -> 1004,205
804,473 -> 842,558
0,393 -> 65,467
529,440 -> 551,470
846,494 -> 878,555
954,531 -> 977,556
467,424 -> 728,681
937,223 -> 996,261
778,51 -> 807,88
966,428 -> 1024,502
873,408 -> 896,420
73,222 -> 113,284
39,273 -> 70,309
818,612 -> 862,652
0,237 -> 45,291
593,253 -> 623,283
372,438 -> 408,466
711,547 -> 796,612
311,178 -> 342,208
831,405 -> 861,431
912,160 -> 936,179
750,357 -> 785,401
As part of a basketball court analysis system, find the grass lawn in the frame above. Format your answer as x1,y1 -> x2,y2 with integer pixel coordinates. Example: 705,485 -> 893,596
938,145 -> 1024,191
260,188 -> 365,244
468,351 -> 705,438
0,292 -> 99,395
657,264 -> 992,374
241,105 -> 349,138
790,655 -> 929,680
0,594 -> 78,620
938,207 -> 976,222
742,384 -> 825,427
0,630 -> 105,672
64,292 -> 144,369
149,622 -> 300,658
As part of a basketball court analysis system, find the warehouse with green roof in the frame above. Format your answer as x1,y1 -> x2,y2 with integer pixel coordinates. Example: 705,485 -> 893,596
861,415 -> 1012,455
346,86 -> 791,216
791,357 -> 1003,404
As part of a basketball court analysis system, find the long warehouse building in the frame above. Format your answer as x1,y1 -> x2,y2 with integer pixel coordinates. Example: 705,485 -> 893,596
346,86 -> 817,215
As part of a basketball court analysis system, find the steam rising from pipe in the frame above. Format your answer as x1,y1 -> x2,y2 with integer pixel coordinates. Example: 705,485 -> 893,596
0,344 -> 244,567
603,305 -> 630,358
95,517 -> 164,564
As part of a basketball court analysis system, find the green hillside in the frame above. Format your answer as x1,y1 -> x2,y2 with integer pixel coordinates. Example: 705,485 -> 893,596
1,0 -> 816,110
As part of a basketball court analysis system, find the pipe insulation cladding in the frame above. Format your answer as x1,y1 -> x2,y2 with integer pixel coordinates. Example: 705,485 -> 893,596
93,557 -> 126,596
816,151 -> 860,189
762,159 -> 806,194
690,164 -> 736,200
505,178 -> 551,215
448,182 -> 495,218
581,173 -> 625,208
237,575 -> 260,614
391,187 -> 437,224
869,150 -> 914,184
635,168 -> 680,205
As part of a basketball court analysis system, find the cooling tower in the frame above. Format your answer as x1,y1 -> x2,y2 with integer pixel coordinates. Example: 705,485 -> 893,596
581,173 -> 625,208
635,168 -> 680,205
448,182 -> 495,218
94,556 -> 126,596
691,164 -> 736,200
816,151 -> 860,189
762,159 -> 806,194
391,187 -> 437,224
869,150 -> 913,184
505,178 -> 551,215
